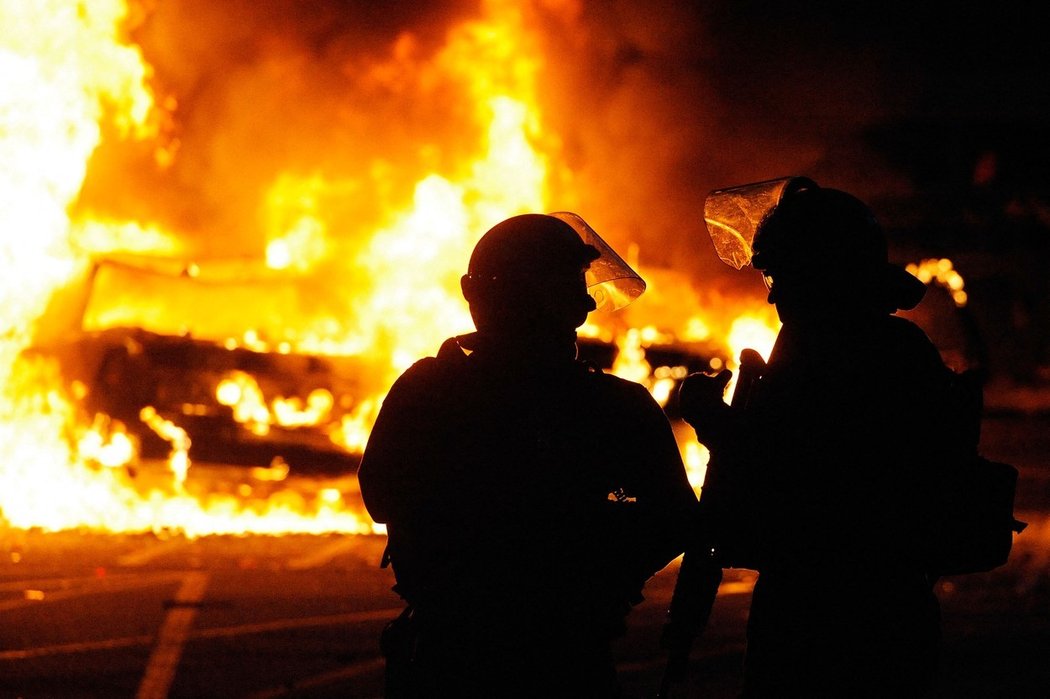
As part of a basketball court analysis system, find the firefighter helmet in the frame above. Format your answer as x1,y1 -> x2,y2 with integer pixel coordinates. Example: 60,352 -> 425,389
463,213 -> 645,313
751,186 -> 926,312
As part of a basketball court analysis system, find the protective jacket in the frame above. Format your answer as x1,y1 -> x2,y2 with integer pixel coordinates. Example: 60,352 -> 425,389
359,333 -> 696,697
711,314 -> 954,697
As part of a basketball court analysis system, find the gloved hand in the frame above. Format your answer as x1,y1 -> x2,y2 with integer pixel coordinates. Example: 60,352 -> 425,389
678,370 -> 733,446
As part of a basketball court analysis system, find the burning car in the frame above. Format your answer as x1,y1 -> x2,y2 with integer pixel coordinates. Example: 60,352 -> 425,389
20,256 -> 384,474
22,253 -> 733,479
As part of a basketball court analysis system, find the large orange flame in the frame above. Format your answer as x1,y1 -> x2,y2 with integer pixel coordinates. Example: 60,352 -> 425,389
0,1 -> 781,536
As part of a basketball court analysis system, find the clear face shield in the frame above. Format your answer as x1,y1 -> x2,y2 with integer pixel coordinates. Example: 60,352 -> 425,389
548,211 -> 646,312
702,176 -> 816,269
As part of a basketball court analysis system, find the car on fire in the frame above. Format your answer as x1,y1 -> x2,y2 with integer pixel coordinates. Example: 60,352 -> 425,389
21,256 -> 380,473
20,255 -> 730,475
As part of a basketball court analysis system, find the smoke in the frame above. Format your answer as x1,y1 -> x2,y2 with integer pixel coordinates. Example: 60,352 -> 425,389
517,0 -> 901,281
76,0 -> 1050,286
80,0 -> 477,257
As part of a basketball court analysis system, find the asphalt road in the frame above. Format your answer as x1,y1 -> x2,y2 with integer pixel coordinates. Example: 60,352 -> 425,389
1,413 -> 1048,698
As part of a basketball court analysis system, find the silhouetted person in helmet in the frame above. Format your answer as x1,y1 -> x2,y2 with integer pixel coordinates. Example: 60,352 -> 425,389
359,213 -> 696,698
680,185 -> 958,697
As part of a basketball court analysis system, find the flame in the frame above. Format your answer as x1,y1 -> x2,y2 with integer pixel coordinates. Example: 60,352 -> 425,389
76,413 -> 136,469
0,0 -> 565,537
263,174 -> 331,272
907,258 -> 967,307
331,398 -> 382,454
612,328 -> 654,386
139,406 -> 191,489
0,1 -> 790,537
216,371 -> 337,432
726,312 -> 779,368
0,0 -> 374,537
682,438 -> 712,495
675,309 -> 779,496
0,0 -> 159,532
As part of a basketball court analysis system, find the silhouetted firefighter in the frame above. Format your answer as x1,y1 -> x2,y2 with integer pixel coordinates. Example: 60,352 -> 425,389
662,178 -> 1025,698
359,213 -> 697,698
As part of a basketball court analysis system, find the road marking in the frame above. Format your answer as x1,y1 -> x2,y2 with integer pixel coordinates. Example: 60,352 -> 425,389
0,571 -> 183,593
192,608 -> 400,639
286,536 -> 360,569
135,571 -> 209,699
0,634 -> 154,660
0,572 -> 185,612
0,607 -> 401,661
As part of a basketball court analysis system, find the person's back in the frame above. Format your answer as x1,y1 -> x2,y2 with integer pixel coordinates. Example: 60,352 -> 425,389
745,314 -> 950,565
738,314 -> 948,697
682,182 -> 951,697
359,213 -> 696,697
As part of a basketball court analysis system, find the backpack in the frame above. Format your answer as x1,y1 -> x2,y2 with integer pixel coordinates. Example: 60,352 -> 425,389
925,370 -> 1027,576
700,361 -> 1027,576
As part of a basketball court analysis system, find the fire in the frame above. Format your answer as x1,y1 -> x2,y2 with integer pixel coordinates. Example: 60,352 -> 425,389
76,413 -> 136,469
0,1 -> 784,537
907,258 -> 967,307
139,406 -> 191,489
604,271 -> 782,494
0,0 -> 157,532
681,309 -> 780,495
726,312 -> 779,370
0,0 -> 376,537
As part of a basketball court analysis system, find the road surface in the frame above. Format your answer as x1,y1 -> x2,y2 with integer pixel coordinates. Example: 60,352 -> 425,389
1,413 -> 1048,698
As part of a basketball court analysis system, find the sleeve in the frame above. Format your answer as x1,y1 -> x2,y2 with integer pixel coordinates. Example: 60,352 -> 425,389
357,359 -> 439,525
618,380 -> 700,579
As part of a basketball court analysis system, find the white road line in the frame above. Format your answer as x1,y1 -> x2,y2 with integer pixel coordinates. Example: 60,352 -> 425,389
0,572 -> 184,612
192,608 -> 401,639
0,572 -> 183,592
286,536 -> 360,569
135,571 -> 209,699
0,608 -> 402,661
0,634 -> 154,660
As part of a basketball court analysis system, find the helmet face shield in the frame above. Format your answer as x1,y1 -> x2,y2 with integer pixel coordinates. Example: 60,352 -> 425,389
703,176 -> 816,269
703,181 -> 928,312
548,211 -> 646,312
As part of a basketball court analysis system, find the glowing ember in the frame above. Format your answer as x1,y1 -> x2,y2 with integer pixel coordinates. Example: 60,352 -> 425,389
907,258 -> 967,307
